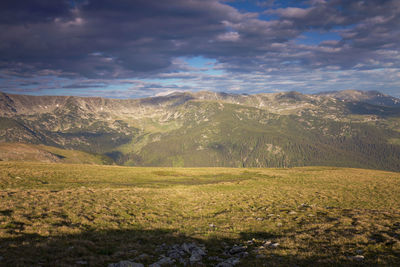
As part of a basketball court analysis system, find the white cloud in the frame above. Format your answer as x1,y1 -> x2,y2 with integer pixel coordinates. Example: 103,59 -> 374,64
217,31 -> 240,42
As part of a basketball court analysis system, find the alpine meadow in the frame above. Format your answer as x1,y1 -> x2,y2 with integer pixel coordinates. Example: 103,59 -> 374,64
1,0 -> 400,266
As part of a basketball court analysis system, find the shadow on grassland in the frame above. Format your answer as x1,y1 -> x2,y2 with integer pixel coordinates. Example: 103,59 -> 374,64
1,227 -> 400,266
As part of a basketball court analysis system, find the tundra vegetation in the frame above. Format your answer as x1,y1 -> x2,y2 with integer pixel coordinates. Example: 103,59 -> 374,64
0,162 -> 399,266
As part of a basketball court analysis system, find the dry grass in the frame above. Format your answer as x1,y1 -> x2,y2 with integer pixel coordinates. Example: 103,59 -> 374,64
0,162 -> 400,266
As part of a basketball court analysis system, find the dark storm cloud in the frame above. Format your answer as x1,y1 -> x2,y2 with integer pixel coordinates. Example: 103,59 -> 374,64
0,0 -> 242,78
0,0 -> 72,24
0,0 -> 399,96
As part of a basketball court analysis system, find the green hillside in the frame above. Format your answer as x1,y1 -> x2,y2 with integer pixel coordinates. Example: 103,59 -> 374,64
123,101 -> 400,171
1,91 -> 400,171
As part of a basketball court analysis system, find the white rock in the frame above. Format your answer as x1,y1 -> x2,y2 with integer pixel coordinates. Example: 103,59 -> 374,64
349,255 -> 364,261
267,242 -> 279,248
263,240 -> 272,246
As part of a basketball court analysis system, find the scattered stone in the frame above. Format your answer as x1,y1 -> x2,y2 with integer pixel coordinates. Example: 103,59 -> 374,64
288,211 -> 297,215
268,214 -> 275,217
155,243 -> 167,253
224,257 -> 241,266
255,247 -> 264,252
108,261 -> 144,267
189,254 -> 202,263
256,217 -> 264,221
181,242 -> 206,263
208,256 -> 224,262
166,250 -> 182,260
76,260 -> 88,265
209,223 -> 216,228
265,242 -> 280,249
349,255 -> 364,261
299,203 -> 311,209
166,245 -> 185,260
218,243 -> 250,266
308,214 -> 314,217
235,251 -> 249,258
150,256 -> 175,266
154,242 -> 207,265
158,256 -> 175,265
182,242 -> 196,254
263,240 -> 272,246
113,251 -> 125,257
135,254 -> 149,261
271,242 -> 280,248
276,222 -> 283,227
229,245 -> 247,255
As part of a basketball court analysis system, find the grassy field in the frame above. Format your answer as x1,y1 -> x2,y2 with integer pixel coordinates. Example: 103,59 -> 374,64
0,162 -> 399,266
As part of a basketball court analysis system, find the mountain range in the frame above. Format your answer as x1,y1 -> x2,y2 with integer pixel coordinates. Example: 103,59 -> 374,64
1,90 -> 400,171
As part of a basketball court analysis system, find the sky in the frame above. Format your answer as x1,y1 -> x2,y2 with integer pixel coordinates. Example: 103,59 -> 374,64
0,0 -> 399,98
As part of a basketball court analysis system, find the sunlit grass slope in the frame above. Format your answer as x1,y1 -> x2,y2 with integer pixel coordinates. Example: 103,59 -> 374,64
0,162 -> 399,266
0,143 -> 112,165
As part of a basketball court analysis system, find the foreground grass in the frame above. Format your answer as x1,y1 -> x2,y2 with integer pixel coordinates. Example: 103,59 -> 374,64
0,162 -> 400,266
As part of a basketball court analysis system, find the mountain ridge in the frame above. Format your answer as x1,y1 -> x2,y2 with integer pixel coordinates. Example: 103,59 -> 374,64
1,90 -> 400,171
2,89 -> 400,115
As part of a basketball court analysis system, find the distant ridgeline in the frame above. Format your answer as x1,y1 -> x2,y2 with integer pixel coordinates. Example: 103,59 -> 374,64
1,90 -> 400,171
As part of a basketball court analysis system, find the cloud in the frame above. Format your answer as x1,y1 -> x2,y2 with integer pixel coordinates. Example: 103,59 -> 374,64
62,82 -> 105,89
273,7 -> 312,19
217,31 -> 240,42
0,0 -> 399,97
0,0 -> 72,24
